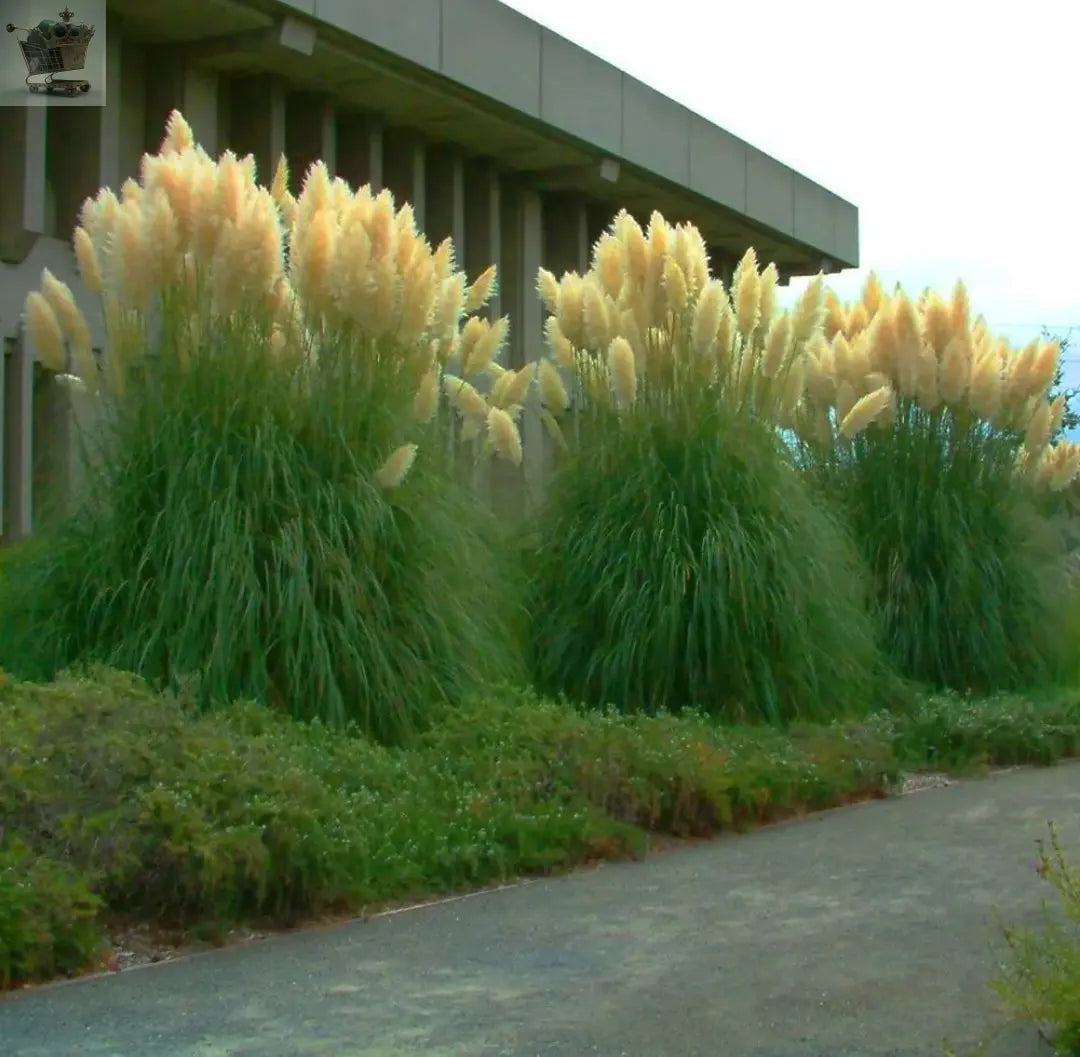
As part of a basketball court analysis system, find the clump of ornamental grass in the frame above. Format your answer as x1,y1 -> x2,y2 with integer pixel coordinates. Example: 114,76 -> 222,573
795,274 -> 1078,692
523,212 -> 885,724
0,110 -> 525,744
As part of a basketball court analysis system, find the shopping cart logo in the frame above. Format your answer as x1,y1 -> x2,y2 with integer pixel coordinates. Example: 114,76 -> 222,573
6,6 -> 95,97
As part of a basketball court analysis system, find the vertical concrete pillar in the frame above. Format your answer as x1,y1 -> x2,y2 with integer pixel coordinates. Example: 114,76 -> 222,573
424,145 -> 465,263
409,141 -> 425,231
542,192 -> 589,275
463,160 -> 501,321
708,246 -> 735,287
0,107 -> 47,263
586,201 -> 611,254
319,101 -> 336,177
98,22 -> 123,191
222,73 -> 285,186
500,182 -> 544,368
143,48 -> 220,154
183,65 -> 220,156
540,192 -> 588,426
116,40 -> 147,184
336,112 -> 382,191
382,129 -> 425,227
46,107 -> 103,241
3,328 -> 34,542
497,183 -> 545,515
285,93 -> 336,192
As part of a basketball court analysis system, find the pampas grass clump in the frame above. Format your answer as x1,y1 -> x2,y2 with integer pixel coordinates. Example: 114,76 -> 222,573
0,111 -> 524,744
525,211 -> 884,723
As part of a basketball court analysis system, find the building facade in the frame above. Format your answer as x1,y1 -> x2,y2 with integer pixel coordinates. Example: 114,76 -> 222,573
0,0 -> 859,542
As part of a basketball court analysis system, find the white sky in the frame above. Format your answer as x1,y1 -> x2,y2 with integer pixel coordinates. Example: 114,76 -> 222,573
504,0 -> 1080,376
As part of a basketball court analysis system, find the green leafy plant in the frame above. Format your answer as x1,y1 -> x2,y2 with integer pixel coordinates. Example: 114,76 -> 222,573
991,823 -> 1080,1055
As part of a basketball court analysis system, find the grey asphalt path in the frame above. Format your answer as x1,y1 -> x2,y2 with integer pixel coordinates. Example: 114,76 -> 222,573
3,764 -> 1079,1057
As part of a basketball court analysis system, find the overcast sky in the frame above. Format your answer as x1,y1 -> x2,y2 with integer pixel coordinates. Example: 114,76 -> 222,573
504,0 -> 1080,380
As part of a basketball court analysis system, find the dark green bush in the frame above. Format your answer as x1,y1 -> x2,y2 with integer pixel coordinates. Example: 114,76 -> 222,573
526,396 -> 885,724
0,669 -> 620,931
0,841 -> 103,988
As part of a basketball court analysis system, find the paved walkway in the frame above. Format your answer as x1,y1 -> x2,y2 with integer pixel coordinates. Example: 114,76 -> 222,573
3,763 -> 1079,1057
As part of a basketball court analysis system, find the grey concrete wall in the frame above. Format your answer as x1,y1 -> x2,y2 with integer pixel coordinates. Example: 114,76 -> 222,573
425,145 -> 466,265
265,0 -> 858,267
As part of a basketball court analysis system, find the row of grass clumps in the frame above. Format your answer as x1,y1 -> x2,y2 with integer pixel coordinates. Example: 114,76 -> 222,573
7,111 -> 1080,745
3,667 -> 1080,990
0,110 -> 895,740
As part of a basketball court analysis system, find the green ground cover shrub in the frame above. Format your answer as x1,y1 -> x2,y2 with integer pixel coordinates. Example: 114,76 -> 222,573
871,689 -> 1080,771
0,842 -> 103,989
3,668 -> 1079,990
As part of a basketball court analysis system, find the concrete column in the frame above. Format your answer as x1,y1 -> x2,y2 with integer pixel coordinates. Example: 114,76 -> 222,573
98,22 -> 123,190
464,160 -> 501,321
500,182 -> 544,370
2,328 -> 34,542
222,73 -> 285,186
336,112 -> 382,192
116,40 -> 146,184
497,183 -> 545,514
382,129 -> 425,227
540,193 -> 588,424
576,205 -> 589,274
285,93 -> 336,193
143,49 -> 219,155
424,145 -> 465,263
0,107 -> 47,264
586,202 -> 611,255
183,65 -> 220,156
46,106 -> 102,242
319,100 -> 336,178
708,246 -> 735,287
542,192 -> 589,275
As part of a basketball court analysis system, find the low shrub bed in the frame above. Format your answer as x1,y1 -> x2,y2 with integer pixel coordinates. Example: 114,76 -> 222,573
2,667 -> 1079,990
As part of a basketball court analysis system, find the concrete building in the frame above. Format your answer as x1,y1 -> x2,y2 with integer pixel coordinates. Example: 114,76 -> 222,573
0,0 -> 859,542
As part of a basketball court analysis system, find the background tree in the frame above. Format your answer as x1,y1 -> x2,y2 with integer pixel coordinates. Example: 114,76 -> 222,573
1047,329 -> 1079,440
